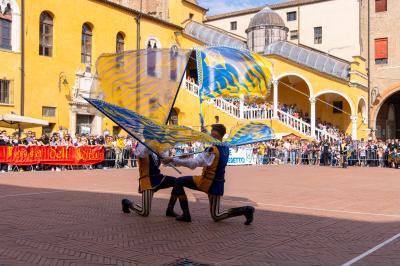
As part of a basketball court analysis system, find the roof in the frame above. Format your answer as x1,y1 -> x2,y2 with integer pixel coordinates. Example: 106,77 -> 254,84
184,21 -> 247,49
206,0 -> 330,22
247,7 -> 286,31
182,0 -> 208,12
265,41 -> 350,80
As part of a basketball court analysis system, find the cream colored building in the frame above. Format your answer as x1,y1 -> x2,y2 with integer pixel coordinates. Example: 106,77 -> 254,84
360,0 -> 400,139
205,0 -> 361,61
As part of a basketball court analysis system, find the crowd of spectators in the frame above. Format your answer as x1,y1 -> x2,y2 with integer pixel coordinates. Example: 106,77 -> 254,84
248,138 -> 400,168
1,127 -> 399,172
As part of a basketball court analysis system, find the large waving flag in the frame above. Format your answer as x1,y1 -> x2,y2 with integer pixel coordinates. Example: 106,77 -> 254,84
196,47 -> 273,101
86,98 -> 217,155
92,48 -> 191,124
225,122 -> 274,146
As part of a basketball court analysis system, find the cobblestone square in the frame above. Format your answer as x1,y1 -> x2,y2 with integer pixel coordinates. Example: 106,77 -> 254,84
0,166 -> 399,265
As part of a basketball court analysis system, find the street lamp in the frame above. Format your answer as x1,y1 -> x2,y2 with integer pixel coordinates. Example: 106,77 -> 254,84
58,72 -> 68,92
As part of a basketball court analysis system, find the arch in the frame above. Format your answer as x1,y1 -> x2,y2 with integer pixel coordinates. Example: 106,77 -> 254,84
116,31 -> 125,53
374,89 -> 400,139
0,0 -> 20,52
357,96 -> 367,122
314,89 -> 355,115
169,108 -> 179,125
144,36 -> 161,49
39,11 -> 54,56
275,72 -> 314,97
81,22 -> 93,64
371,84 -> 400,125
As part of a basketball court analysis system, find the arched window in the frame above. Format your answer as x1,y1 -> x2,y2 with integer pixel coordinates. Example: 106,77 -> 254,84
146,37 -> 162,77
169,45 -> 178,81
147,39 -> 156,77
116,32 -> 124,53
39,12 -> 53,56
0,3 -> 12,50
81,23 -> 92,64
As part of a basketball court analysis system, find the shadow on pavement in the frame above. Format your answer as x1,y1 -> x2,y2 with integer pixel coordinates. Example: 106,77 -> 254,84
0,183 -> 399,266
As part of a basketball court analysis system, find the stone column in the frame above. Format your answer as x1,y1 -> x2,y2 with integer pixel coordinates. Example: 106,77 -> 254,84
93,114 -> 103,135
351,115 -> 358,140
239,95 -> 244,119
273,79 -> 279,118
69,110 -> 76,136
310,97 -> 316,137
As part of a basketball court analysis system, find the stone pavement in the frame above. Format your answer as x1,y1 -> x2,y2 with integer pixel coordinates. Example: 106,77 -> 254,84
0,165 -> 399,265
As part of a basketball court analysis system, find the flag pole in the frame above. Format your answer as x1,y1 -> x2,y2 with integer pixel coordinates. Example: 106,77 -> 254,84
165,49 -> 192,124
85,99 -> 182,174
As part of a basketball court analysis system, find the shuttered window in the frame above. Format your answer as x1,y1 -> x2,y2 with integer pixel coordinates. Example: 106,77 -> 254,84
375,38 -> 388,64
375,0 -> 387,12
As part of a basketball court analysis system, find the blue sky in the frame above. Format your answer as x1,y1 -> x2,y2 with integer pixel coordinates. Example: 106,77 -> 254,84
198,0 -> 289,15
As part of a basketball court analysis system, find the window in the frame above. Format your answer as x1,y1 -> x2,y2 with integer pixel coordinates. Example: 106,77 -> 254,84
0,4 -> 12,50
0,19 -> 11,50
147,40 -> 156,77
375,0 -> 387,12
81,23 -> 92,64
42,106 -> 56,117
375,38 -> 388,64
230,21 -> 237,31
0,79 -> 12,104
290,30 -> 298,40
116,32 -> 125,68
287,11 -> 297,21
314,26 -> 322,44
170,45 -> 178,81
333,101 -> 343,114
39,12 -> 53,56
116,32 -> 124,53
189,13 -> 194,19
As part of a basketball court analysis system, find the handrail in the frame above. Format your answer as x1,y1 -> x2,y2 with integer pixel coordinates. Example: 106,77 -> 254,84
184,80 -> 339,141
277,109 -> 311,136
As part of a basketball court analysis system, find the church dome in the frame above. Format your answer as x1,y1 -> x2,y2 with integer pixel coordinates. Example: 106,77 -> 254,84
246,6 -> 288,54
247,7 -> 286,31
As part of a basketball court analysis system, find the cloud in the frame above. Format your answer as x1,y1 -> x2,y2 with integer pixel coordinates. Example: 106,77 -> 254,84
198,0 -> 288,15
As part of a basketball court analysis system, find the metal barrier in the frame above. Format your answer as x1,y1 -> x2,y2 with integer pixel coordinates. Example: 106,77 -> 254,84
247,148 -> 399,168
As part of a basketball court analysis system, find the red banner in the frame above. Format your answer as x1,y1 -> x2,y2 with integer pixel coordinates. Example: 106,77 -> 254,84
0,146 -> 104,166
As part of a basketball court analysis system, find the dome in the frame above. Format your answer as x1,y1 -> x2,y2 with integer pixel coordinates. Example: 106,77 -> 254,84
246,7 -> 286,32
246,6 -> 288,53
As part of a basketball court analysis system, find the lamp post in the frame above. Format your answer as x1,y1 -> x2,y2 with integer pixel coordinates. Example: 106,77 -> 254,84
58,72 -> 69,130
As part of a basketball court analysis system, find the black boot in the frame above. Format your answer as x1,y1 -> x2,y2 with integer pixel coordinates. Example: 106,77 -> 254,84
166,195 -> 179,217
176,197 -> 191,222
224,206 -> 255,225
121,198 -> 133,213
243,206 -> 255,225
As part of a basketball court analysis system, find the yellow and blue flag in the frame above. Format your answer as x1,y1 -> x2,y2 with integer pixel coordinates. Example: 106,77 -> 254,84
196,47 -> 273,101
225,122 -> 274,146
93,48 -> 191,125
85,98 -> 217,155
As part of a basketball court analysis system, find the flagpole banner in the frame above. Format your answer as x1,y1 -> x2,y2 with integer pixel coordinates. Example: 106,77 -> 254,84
0,146 -> 104,166
225,122 -> 274,147
93,48 -> 192,124
86,98 -> 217,155
196,47 -> 273,101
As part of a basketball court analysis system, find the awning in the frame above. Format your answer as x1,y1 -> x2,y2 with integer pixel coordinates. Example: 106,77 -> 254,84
282,133 -> 302,141
0,114 -> 49,129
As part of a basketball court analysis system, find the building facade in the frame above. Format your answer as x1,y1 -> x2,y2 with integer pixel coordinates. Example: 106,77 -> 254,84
0,0 -> 368,140
361,0 -> 400,139
205,0 -> 361,62
0,0 -> 205,136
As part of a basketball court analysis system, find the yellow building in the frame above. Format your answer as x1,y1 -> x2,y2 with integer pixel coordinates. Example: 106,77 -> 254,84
0,0 -> 368,140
